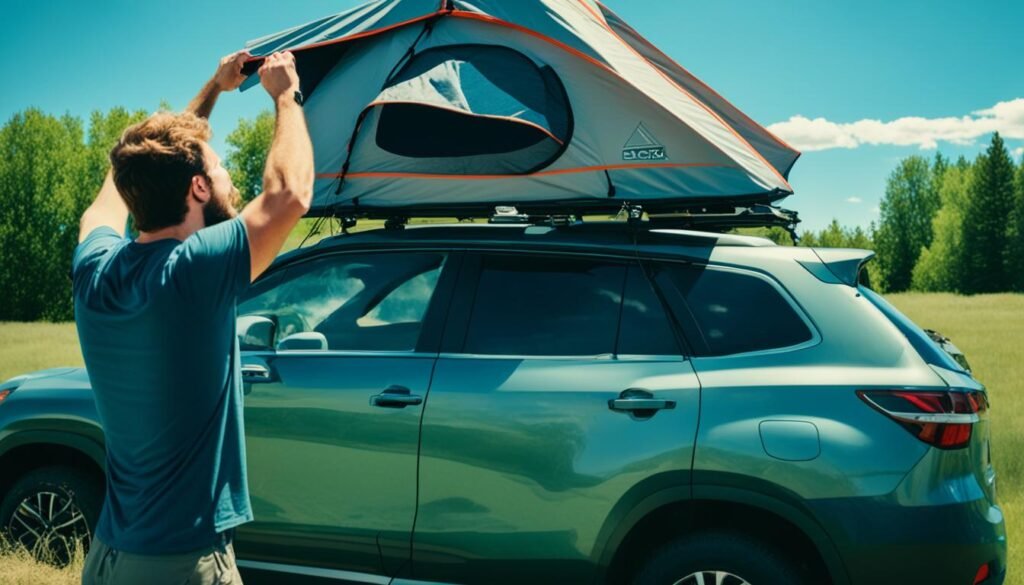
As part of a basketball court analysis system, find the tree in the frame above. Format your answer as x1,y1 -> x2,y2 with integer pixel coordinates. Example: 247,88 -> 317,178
1009,155 -> 1024,292
960,133 -> 1016,294
225,110 -> 274,204
873,156 -> 940,292
0,107 -> 147,321
912,165 -> 972,292
0,110 -> 86,321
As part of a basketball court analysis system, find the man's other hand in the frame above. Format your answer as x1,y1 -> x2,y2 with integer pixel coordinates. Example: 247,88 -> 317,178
214,50 -> 251,92
258,52 -> 300,102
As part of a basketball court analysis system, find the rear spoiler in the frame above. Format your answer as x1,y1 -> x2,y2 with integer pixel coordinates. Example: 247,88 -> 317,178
800,248 -> 875,287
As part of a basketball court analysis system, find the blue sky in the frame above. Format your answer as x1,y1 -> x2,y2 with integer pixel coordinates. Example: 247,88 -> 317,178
3,0 -> 1023,231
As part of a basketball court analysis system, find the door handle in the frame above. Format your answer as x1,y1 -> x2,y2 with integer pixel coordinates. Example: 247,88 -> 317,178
609,389 -> 676,415
371,385 -> 424,409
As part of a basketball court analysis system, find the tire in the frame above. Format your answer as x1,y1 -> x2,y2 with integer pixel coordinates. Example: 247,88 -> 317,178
0,465 -> 102,564
632,532 -> 806,585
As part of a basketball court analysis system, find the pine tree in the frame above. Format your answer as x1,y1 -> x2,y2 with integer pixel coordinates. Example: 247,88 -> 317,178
961,133 -> 1016,293
1008,156 -> 1024,291
874,156 -> 938,292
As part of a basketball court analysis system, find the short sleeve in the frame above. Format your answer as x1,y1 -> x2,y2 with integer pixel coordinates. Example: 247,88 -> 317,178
175,217 -> 252,306
72,227 -> 124,290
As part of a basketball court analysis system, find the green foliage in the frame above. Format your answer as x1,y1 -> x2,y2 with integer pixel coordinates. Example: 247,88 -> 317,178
225,110 -> 274,204
0,108 -> 145,321
1009,158 -> 1024,292
961,133 -> 1017,294
874,156 -> 941,292
912,166 -> 972,292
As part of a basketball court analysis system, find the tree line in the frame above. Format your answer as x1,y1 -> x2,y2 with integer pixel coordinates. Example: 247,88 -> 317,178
0,106 -> 1020,321
756,133 -> 1024,295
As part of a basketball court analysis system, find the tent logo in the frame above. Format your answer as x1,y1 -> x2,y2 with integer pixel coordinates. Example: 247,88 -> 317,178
622,123 -> 667,161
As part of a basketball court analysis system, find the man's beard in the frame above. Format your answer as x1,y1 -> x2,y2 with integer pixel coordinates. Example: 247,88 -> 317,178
203,186 -> 241,227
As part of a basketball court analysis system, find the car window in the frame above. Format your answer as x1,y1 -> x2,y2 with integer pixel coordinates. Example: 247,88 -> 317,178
462,255 -> 626,356
654,263 -> 812,356
617,265 -> 680,356
239,253 -> 446,352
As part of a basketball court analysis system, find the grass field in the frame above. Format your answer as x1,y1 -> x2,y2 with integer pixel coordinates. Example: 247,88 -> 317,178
0,292 -> 1020,584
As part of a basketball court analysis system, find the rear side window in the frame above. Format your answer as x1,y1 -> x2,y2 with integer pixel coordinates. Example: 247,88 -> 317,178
463,255 -> 625,356
859,286 -> 966,372
654,263 -> 812,356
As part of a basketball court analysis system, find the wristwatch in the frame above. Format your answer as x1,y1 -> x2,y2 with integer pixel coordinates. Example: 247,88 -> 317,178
293,90 -> 304,106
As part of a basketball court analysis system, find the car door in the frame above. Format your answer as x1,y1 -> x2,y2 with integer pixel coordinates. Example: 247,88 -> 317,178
232,249 -> 458,583
412,252 -> 701,585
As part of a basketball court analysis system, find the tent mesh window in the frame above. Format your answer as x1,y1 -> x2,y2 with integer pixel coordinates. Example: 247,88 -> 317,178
371,45 -> 573,175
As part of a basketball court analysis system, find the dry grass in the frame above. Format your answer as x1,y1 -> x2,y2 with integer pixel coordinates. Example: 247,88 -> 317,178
0,293 -> 1019,583
0,537 -> 84,585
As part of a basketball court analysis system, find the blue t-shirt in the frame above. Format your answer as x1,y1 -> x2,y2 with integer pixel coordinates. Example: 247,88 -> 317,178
72,217 -> 253,554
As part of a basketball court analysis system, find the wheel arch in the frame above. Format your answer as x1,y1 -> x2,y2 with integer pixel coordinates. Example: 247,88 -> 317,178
0,431 -> 106,503
594,481 -> 850,585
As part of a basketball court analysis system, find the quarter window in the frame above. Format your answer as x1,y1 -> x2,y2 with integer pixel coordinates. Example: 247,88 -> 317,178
654,263 -> 812,356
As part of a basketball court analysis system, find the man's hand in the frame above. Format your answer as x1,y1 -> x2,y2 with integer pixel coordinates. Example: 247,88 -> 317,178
214,50 -> 251,92
188,50 -> 251,119
258,52 -> 300,103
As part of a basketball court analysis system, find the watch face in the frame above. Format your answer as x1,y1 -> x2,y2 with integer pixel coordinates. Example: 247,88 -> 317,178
294,90 -> 304,105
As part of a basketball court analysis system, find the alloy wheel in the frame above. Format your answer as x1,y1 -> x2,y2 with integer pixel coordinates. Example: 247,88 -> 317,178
673,571 -> 752,585
6,490 -> 90,562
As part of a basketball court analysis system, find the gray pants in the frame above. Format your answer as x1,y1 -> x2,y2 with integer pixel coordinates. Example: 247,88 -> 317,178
81,535 -> 243,585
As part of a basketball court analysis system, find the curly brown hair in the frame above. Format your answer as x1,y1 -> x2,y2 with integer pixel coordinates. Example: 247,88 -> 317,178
110,112 -> 213,232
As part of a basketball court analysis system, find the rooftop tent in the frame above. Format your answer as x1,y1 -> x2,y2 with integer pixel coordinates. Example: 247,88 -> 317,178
241,0 -> 801,217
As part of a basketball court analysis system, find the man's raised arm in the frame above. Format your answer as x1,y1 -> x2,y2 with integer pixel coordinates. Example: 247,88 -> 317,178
240,51 -> 314,281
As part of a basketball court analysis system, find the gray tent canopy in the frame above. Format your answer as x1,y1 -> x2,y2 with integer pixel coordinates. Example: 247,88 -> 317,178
240,0 -> 800,218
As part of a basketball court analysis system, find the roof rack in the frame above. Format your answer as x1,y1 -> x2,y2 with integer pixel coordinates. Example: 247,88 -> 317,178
647,204 -> 800,237
329,203 -> 799,239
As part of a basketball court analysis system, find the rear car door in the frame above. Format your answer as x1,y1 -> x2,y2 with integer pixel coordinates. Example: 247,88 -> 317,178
231,250 -> 457,583
412,251 -> 701,584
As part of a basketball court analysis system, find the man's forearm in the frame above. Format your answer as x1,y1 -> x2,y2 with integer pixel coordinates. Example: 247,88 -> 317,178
187,78 -> 222,120
262,96 -> 314,206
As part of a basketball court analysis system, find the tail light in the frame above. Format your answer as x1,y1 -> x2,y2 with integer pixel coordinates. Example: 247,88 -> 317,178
858,389 -> 988,450
0,389 -> 11,406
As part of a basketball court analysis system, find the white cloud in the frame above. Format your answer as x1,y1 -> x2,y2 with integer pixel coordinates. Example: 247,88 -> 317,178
768,98 -> 1024,152
872,206 -> 881,215
1013,146 -> 1024,159
845,196 -> 863,204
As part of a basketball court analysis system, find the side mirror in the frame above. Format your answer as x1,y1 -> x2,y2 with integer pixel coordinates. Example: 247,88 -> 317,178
238,315 -> 276,351
277,332 -> 329,352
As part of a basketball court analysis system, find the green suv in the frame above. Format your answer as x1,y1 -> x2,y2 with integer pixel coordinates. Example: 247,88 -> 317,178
0,220 -> 1006,585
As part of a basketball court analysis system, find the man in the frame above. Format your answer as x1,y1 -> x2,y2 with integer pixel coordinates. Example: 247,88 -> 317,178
74,50 -> 313,584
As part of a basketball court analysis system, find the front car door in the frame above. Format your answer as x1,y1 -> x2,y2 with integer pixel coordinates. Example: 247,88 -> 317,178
412,251 -> 701,584
232,250 -> 458,583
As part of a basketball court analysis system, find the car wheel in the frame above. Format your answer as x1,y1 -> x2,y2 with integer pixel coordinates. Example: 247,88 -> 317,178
0,466 -> 102,564
632,532 -> 806,585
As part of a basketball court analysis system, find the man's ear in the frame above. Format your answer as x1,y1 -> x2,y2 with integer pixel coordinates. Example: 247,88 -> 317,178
190,174 -> 211,205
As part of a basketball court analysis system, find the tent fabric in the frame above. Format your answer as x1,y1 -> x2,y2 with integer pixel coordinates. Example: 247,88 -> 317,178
242,0 -> 800,217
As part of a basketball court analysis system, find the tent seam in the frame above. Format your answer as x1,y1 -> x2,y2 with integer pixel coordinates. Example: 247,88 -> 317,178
575,0 -> 793,191
315,162 -> 739,180
594,0 -> 799,155
448,11 -> 789,193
